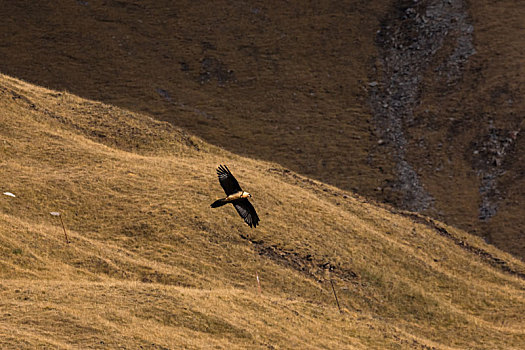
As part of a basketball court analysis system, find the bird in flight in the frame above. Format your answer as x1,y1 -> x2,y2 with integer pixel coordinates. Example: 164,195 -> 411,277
211,165 -> 260,228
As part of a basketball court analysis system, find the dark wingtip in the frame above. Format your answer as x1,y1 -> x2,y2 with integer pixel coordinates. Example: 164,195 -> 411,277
216,164 -> 229,176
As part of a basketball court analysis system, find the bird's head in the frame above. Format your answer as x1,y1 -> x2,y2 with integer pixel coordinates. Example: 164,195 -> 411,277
241,191 -> 252,198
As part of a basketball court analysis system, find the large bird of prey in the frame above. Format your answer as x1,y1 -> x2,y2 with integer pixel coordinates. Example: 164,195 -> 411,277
211,165 -> 260,228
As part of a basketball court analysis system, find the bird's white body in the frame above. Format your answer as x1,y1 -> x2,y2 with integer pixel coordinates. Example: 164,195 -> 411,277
224,191 -> 251,202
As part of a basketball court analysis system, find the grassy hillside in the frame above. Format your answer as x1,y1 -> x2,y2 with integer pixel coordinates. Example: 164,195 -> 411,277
1,75 -> 525,349
1,0 -> 524,258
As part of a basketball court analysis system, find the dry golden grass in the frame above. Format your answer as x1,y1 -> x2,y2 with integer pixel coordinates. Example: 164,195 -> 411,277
1,74 -> 525,349
2,0 -> 525,258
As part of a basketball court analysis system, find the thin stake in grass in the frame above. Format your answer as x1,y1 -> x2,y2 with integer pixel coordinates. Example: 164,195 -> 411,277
50,212 -> 70,244
330,278 -> 342,314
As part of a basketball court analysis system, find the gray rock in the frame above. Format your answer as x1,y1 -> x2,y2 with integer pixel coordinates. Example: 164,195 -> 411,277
369,0 -> 475,212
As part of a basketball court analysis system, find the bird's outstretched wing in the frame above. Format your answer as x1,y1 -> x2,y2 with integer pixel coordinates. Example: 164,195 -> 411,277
233,199 -> 259,228
217,165 -> 242,195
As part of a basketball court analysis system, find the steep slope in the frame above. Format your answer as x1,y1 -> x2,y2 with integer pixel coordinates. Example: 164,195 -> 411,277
370,0 -> 525,257
1,0 -> 524,258
1,75 -> 525,349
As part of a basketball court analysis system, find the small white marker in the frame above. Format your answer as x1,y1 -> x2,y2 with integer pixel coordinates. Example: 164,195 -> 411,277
50,212 -> 60,216
3,192 -> 16,197
256,271 -> 262,296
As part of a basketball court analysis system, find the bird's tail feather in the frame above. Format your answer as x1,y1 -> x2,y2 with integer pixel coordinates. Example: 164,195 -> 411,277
211,198 -> 227,208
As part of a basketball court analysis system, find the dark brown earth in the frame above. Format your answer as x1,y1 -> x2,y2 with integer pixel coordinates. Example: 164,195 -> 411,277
1,0 -> 524,257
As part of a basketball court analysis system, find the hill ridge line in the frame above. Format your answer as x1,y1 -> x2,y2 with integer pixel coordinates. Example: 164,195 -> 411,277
267,167 -> 525,280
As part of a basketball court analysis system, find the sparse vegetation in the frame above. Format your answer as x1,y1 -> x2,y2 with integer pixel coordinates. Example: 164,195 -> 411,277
1,75 -> 524,349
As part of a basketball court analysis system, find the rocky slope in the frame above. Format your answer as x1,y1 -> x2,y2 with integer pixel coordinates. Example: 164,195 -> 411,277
369,0 -> 525,255
370,0 -> 475,212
